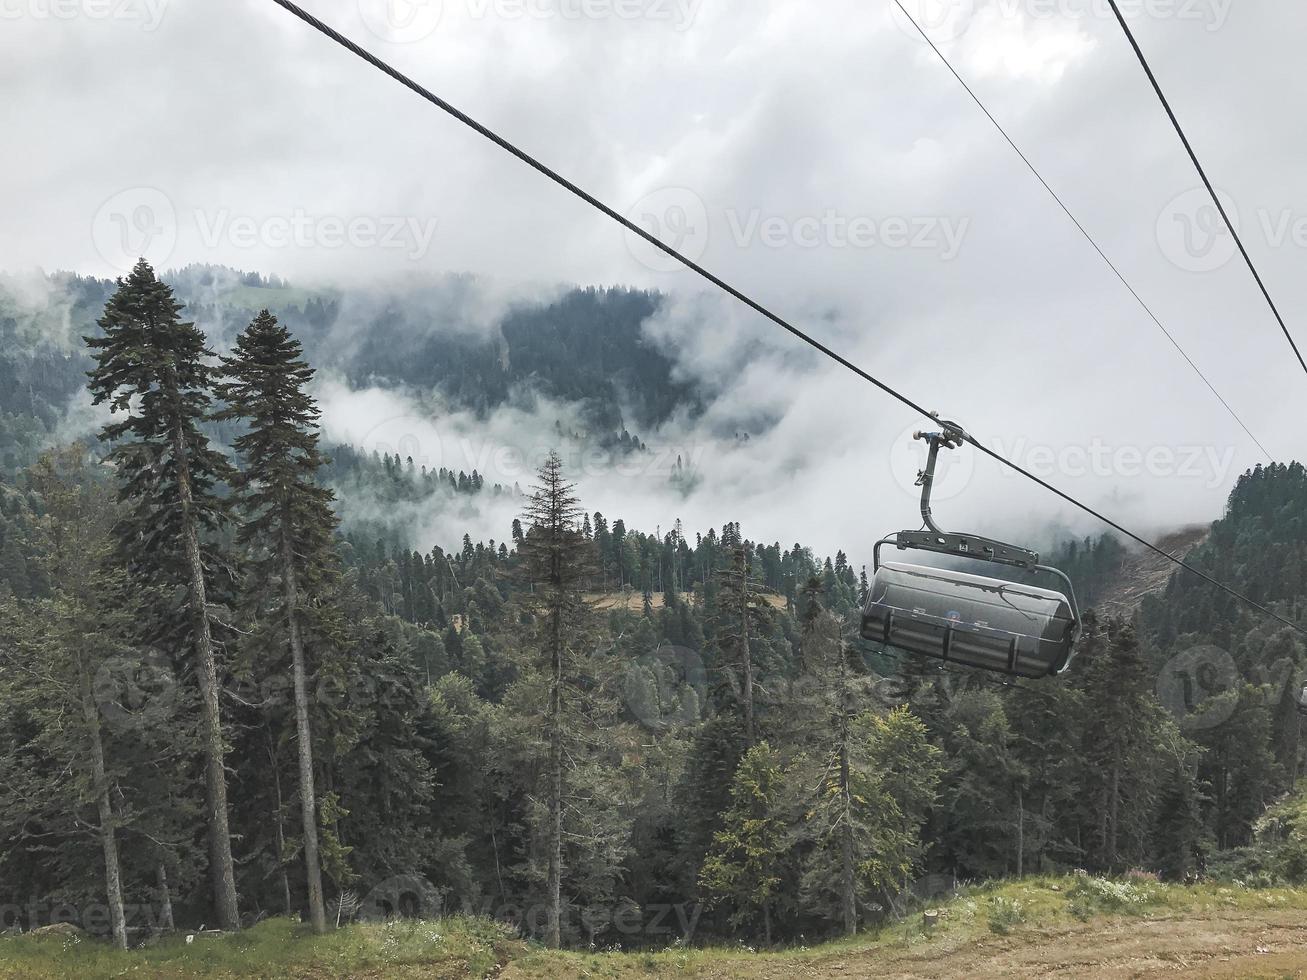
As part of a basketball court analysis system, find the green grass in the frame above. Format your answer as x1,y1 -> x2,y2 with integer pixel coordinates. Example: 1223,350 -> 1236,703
3,878 -> 1306,979
0,915 -> 522,979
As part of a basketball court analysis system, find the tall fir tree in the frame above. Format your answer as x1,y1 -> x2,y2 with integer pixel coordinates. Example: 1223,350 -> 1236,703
517,451 -> 597,948
216,310 -> 339,933
84,260 -> 241,930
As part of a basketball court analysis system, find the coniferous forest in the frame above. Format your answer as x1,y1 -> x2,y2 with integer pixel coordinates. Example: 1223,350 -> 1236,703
1,261 -> 1306,954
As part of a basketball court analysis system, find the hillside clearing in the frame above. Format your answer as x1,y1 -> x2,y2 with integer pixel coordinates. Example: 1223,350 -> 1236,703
4,878 -> 1306,979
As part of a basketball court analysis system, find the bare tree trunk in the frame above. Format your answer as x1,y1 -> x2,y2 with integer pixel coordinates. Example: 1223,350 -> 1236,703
546,604 -> 563,949
78,657 -> 127,950
174,422 -> 240,930
1108,761 -> 1120,871
1015,788 -> 1024,879
157,864 -> 175,933
282,527 -> 327,934
268,737 -> 293,916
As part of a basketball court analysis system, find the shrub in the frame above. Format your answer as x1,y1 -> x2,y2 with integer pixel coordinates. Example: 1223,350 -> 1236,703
1066,876 -> 1160,920
986,897 -> 1025,935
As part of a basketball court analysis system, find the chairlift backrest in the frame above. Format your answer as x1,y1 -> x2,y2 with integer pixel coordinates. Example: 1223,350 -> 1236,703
862,561 -> 1078,678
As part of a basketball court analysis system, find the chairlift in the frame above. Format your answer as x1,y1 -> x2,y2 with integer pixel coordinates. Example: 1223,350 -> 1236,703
862,417 -> 1081,679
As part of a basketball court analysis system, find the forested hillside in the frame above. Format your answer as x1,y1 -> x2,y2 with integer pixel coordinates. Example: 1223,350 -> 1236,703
0,263 -> 1304,958
0,267 -> 693,479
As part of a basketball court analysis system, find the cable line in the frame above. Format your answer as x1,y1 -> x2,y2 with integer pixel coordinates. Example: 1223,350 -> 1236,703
1102,0 -> 1307,380
266,0 -> 1306,638
893,0 -> 1270,462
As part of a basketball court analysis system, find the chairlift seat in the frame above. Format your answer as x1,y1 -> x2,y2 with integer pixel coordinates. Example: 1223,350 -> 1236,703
862,561 -> 1077,678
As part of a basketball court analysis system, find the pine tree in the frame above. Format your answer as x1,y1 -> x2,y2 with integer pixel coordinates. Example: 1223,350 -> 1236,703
517,451 -> 596,948
84,260 -> 241,930
217,310 -> 338,933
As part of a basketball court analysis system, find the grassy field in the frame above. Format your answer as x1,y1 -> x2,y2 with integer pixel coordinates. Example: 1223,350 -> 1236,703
4,877 -> 1307,979
0,915 -> 524,980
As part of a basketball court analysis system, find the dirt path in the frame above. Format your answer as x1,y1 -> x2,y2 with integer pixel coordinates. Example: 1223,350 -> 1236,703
750,912 -> 1307,980
504,911 -> 1307,979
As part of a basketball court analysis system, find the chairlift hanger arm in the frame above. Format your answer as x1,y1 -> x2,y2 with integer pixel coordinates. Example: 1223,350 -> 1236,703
909,415 -> 1040,568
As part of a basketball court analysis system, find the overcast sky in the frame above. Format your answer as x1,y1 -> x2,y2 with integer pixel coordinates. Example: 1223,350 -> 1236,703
3,0 -> 1305,561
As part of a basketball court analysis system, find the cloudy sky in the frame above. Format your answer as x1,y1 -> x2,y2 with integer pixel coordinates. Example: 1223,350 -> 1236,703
3,0 -> 1304,560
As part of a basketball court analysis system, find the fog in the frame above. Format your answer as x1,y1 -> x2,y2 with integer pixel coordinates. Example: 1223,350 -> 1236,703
5,0 -> 1304,564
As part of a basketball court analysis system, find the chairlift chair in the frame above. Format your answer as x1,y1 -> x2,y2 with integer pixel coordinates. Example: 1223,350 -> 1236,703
861,418 -> 1081,679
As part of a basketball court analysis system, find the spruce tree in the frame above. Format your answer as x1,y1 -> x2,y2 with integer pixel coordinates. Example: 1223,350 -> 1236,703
700,741 -> 787,945
217,310 -> 337,933
517,451 -> 596,948
84,260 -> 241,930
